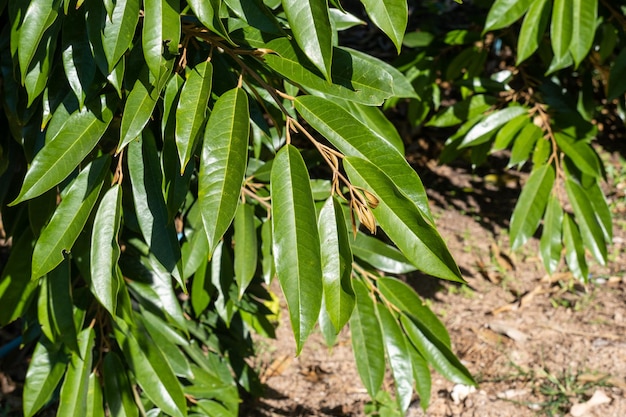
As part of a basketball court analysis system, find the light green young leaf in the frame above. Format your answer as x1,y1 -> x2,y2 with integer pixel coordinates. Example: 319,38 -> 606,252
113,319 -> 187,417
128,131 -> 184,287
344,157 -> 462,282
459,105 -> 528,149
103,352 -> 139,417
18,0 -> 60,81
270,144 -> 323,354
563,213 -> 588,281
551,0 -> 573,66
570,0 -> 597,67
11,94 -> 116,204
484,0 -> 533,32
360,0 -> 407,53
565,179 -> 607,264
234,202 -> 258,298
517,0 -> 551,64
175,61 -> 213,171
23,340 -> 68,417
510,164 -> 555,250
90,184 -> 122,316
295,95 -> 432,222
142,0 -> 180,79
282,0 -> 333,81
57,328 -> 95,417
540,194 -> 563,274
199,88 -> 250,255
352,233 -> 416,274
318,196 -> 354,331
32,155 -> 109,278
376,305 -> 413,412
350,279 -> 385,398
102,0 -> 140,72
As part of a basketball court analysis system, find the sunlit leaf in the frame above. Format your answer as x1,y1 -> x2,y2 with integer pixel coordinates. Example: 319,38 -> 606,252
563,213 -> 588,281
540,194 -> 563,274
360,0 -> 407,53
23,339 -> 68,417
57,327 -> 95,417
234,202 -> 258,298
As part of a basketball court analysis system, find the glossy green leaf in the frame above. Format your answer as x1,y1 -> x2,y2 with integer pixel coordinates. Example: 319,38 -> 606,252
86,372 -> 105,417
187,0 -> 233,44
11,94 -> 116,204
540,194 -> 563,274
270,144 -> 323,354
426,94 -> 497,128
62,8 -> 96,107
508,122 -> 542,168
352,233 -> 416,274
554,132 -> 601,178
199,88 -> 250,255
570,0 -> 597,67
565,179 -> 607,264
23,340 -> 67,417
510,164 -> 554,250
225,0 -> 284,35
376,305 -> 413,412
563,213 -> 588,281
162,72 -> 184,138
128,131 -> 184,287
492,114 -> 528,151
346,101 -> 405,154
484,0 -> 533,32
282,0 -> 333,81
102,0 -> 139,71
45,259 -> 79,352
0,229 -> 37,326
360,0 -> 407,53
32,155 -> 109,278
551,0 -> 573,66
350,279 -> 384,397
103,352 -> 139,417
261,218 -> 274,284
90,184 -> 122,315
318,196 -> 354,331
409,347 -> 431,411
318,297 -> 338,347
234,202 -> 258,298
18,0 -> 60,81
459,106 -> 528,149
586,181 -> 612,243
57,327 -> 95,417
516,0 -> 551,64
344,157 -> 462,282
175,61 -> 213,170
142,0 -> 180,79
329,8 -> 365,31
114,319 -> 187,417
295,95 -> 432,221
140,314 -> 194,379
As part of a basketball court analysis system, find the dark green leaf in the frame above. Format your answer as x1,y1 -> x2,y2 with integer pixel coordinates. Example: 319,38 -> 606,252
0,229 -> 37,326
360,0 -> 407,53
17,0 -> 60,81
551,0 -> 573,67
45,259 -> 79,353
142,0 -> 179,79
187,0 -> 233,44
409,347 -> 431,411
608,49 -> 626,100
234,202 -> 258,298
352,233 -> 417,274
57,327 -> 95,417
23,340 -> 68,417
62,8 -> 96,107
103,352 -> 139,417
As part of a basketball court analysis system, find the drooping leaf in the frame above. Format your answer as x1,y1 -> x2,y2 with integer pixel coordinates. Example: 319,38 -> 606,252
11,94 -> 116,204
426,94 -> 497,128
563,213 -> 588,281
281,0 -> 333,81
484,0 -> 533,32
270,144 -> 323,354
458,105 -> 528,149
550,0 -> 573,68
318,196 -> 354,331
516,0 -> 551,64
103,352 -> 139,417
540,194 -> 563,274
344,157 -> 462,282
142,0 -> 180,79
586,181 -> 612,243
23,339 -> 68,417
128,130 -> 184,287
17,0 -> 60,81
360,0 -> 407,53
86,373 -> 105,417
508,122 -> 542,168
32,155 -> 109,278
554,132 -> 602,178
90,184 -> 123,315
234,202 -> 258,298
57,327 -> 95,417
62,7 -> 96,107
570,0 -> 597,67
198,88 -> 250,255
45,259 -> 79,353
351,233 -> 416,274
510,164 -> 555,250
345,101 -> 405,153
187,0 -> 233,44
350,279 -> 384,397
409,346 -> 431,411
175,60 -> 213,170
102,0 -> 140,72
608,49 -> 626,100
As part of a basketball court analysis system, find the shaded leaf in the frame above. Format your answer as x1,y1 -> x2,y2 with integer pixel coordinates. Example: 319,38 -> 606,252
18,0 -> 60,81
62,8 -> 96,107
187,0 -> 233,44
23,340 -> 68,417
352,233 -> 416,274
57,327 -> 95,417
45,259 -> 79,353
142,0 -> 180,79
234,202 -> 258,298
103,352 -> 139,417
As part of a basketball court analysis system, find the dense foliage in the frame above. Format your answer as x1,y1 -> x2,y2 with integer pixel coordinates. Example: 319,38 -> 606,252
0,0 -> 622,415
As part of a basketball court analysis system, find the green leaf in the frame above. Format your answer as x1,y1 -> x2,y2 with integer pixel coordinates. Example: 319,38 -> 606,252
492,114 -> 529,151
103,352 -> 139,417
142,0 -> 180,79
344,157 -> 462,282
270,144 -> 323,354
23,340 -> 68,417
57,327 -> 96,417
586,181 -> 612,243
608,49 -> 626,100
350,279 -> 384,397
516,0 -> 551,64
102,0 -> 140,72
346,101 -> 405,154
45,259 -> 79,353
554,132 -> 602,178
114,319 -> 187,417
90,184 -> 123,315
318,196 -> 354,331
187,0 -> 234,44
140,313 -> 193,379
62,8 -> 96,107
32,155 -> 109,278
570,0 -> 597,67
86,372 -> 105,417
360,0 -> 407,53
426,94 -> 497,128
281,0 -> 333,81
376,305 -> 413,412
409,347 -> 431,411
510,164 -> 554,250
234,202 -> 258,298
563,213 -> 588,281
295,95 -> 432,221
265,39 -> 394,105
199,88 -> 250,255
484,0 -> 533,32
18,0 -> 60,81
128,131 -> 184,287
11,94 -> 116,204
540,194 -> 563,274
175,61 -> 213,170
565,179 -> 607,264
551,0 -> 573,66
459,106 -> 528,149
351,233 -> 417,274
508,122 -> 542,168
